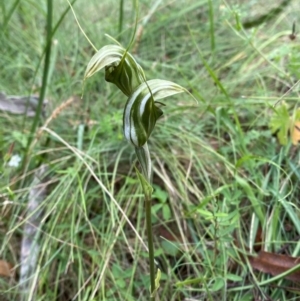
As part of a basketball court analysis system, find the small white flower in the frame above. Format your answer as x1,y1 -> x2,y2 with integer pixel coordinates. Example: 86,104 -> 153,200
8,154 -> 22,167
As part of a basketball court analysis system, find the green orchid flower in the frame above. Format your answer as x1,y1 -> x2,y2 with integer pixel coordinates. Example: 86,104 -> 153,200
84,43 -> 190,150
123,79 -> 186,147
84,44 -> 145,96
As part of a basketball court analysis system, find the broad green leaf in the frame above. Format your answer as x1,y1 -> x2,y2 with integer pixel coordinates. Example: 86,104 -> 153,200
269,102 -> 290,145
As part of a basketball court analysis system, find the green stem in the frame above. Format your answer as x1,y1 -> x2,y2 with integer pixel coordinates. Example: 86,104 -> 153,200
207,0 -> 215,52
2,0 -> 21,31
135,144 -> 156,299
22,0 -> 77,130
118,0 -> 124,34
28,0 -> 52,147
145,193 -> 155,300
21,0 -> 54,172
135,144 -> 151,181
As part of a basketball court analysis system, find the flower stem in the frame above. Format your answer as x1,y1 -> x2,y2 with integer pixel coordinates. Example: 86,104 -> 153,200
135,144 -> 156,299
145,192 -> 155,300
118,0 -> 124,34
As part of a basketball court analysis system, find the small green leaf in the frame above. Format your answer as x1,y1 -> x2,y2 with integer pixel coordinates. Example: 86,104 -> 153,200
12,130 -> 28,148
210,277 -> 225,291
162,204 -> 171,220
152,186 -> 168,203
226,273 -> 243,282
196,208 -> 213,219
150,268 -> 161,298
176,277 -> 205,287
151,204 -> 163,213
135,144 -> 152,181
135,165 -> 153,199
161,240 -> 180,256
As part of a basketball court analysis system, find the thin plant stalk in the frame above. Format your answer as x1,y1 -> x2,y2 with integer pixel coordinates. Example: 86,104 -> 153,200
22,0 -> 77,130
21,0 -> 77,173
2,0 -> 21,31
118,0 -> 124,34
145,193 -> 155,300
22,0 -> 53,171
207,0 -> 215,52
27,0 -> 52,146
135,144 -> 156,299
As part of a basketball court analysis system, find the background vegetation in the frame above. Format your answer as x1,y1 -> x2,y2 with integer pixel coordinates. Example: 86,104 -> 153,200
1,0 -> 300,300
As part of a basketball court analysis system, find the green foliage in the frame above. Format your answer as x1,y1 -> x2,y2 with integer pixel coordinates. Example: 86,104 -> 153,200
151,185 -> 171,222
1,0 -> 300,301
288,48 -> 300,78
135,166 -> 153,199
269,102 -> 290,145
269,102 -> 300,146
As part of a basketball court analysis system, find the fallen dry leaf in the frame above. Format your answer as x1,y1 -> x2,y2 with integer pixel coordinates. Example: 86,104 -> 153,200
0,260 -> 13,277
20,164 -> 49,297
291,121 -> 300,145
253,226 -> 264,252
248,251 -> 300,282
0,92 -> 47,117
